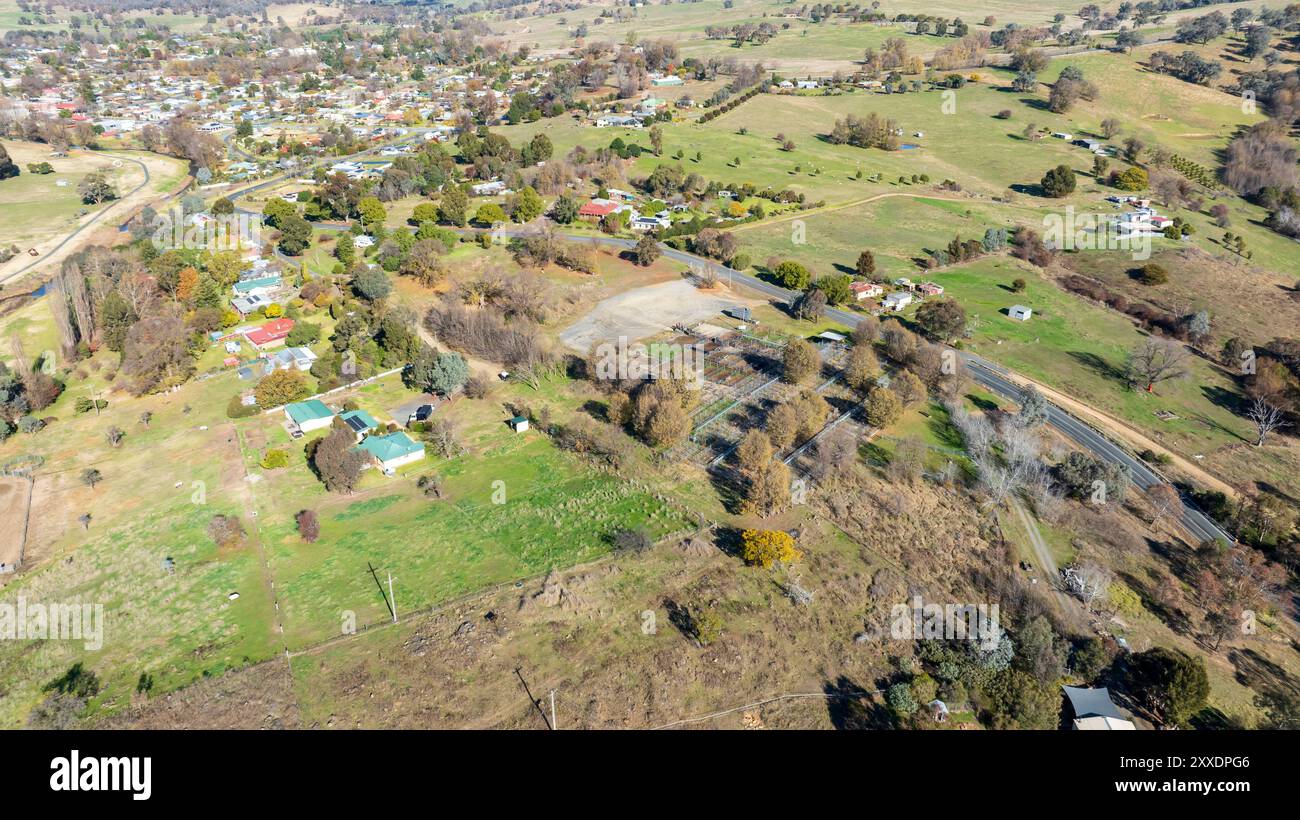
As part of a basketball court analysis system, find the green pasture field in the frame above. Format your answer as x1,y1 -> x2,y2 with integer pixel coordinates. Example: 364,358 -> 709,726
902,256 -> 1255,456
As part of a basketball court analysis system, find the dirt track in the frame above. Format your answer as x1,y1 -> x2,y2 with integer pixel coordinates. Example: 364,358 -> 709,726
0,147 -> 190,288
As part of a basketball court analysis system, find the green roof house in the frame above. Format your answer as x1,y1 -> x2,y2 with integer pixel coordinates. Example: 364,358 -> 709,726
356,431 -> 425,472
339,409 -> 380,439
284,399 -> 333,432
233,274 -> 282,296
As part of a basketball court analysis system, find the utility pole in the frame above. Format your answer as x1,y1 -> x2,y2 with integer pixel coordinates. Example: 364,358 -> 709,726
549,689 -> 557,731
388,572 -> 397,623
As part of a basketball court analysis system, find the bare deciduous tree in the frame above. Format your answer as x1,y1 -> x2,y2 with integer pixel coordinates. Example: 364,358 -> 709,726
1247,396 -> 1290,446
1062,562 -> 1113,612
1147,483 -> 1182,530
1127,338 -> 1189,393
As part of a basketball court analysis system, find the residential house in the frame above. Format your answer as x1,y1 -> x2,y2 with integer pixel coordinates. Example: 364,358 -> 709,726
850,281 -> 883,301
233,274 -> 281,298
918,282 -> 945,297
357,431 -> 426,471
471,179 -> 508,196
578,199 -> 619,220
594,114 -> 641,128
631,215 -> 669,231
882,291 -> 913,312
232,293 -> 273,317
265,346 -> 317,372
339,409 -> 380,440
246,318 -> 295,349
1062,686 -> 1136,731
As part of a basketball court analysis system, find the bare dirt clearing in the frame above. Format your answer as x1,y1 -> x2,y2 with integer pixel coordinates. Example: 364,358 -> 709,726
559,279 -> 759,353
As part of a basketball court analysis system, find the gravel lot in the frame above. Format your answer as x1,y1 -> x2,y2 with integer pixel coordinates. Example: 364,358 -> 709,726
559,279 -> 759,353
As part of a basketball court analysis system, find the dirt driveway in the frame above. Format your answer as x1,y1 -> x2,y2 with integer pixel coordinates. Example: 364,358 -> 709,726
559,279 -> 759,353
0,146 -> 189,287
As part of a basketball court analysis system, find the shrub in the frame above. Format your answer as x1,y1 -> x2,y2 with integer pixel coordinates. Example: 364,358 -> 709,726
260,448 -> 290,469
772,260 -> 812,289
1040,164 -> 1076,197
740,529 -> 801,568
1138,263 -> 1168,285
296,509 -> 320,543
613,527 -> 653,553
1113,166 -> 1149,191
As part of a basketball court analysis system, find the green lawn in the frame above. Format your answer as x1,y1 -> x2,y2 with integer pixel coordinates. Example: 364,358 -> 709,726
250,415 -> 696,648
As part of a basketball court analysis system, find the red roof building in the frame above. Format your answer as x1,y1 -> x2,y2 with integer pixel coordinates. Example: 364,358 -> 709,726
578,200 -> 619,219
245,318 -> 295,349
850,281 -> 883,300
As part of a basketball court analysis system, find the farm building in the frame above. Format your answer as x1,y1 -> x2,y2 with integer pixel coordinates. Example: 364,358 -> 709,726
284,399 -> 334,433
1009,305 -> 1033,321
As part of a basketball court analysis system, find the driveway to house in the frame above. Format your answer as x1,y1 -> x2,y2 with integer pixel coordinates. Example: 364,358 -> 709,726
390,393 -> 438,426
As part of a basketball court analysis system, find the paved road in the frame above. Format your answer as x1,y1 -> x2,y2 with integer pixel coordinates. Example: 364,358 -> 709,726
959,355 -> 1232,545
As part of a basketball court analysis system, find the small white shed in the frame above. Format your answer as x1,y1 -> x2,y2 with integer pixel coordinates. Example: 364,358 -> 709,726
1009,305 -> 1033,321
